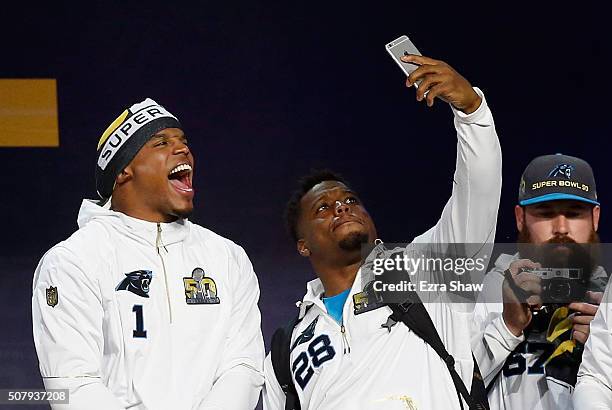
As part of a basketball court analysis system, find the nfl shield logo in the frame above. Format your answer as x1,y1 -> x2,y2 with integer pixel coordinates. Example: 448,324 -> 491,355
46,286 -> 58,307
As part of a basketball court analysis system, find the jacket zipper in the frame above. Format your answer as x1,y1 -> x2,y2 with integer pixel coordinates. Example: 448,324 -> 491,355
156,223 -> 173,323
340,324 -> 351,354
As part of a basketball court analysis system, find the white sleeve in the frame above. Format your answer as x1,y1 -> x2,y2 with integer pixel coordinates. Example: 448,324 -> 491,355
412,87 -> 502,245
472,310 -> 525,384
471,271 -> 524,383
409,88 -> 502,308
573,280 -> 612,409
263,353 -> 287,410
199,247 -> 265,410
32,246 -> 125,410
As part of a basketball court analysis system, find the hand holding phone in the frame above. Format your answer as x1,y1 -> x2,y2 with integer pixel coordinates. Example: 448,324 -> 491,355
385,35 -> 422,81
385,36 -> 481,113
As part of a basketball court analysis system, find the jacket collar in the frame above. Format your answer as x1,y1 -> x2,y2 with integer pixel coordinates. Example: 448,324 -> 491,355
300,269 -> 364,319
77,199 -> 189,247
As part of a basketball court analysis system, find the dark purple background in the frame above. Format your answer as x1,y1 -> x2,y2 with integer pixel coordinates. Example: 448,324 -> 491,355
1,1 -> 610,402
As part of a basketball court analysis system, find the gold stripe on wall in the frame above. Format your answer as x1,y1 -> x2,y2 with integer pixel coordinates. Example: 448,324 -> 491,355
0,79 -> 59,147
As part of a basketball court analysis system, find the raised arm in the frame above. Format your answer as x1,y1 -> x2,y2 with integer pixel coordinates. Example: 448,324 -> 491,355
399,57 -> 501,308
406,55 -> 502,245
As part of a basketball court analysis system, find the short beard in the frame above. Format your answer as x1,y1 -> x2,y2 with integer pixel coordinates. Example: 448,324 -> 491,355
338,231 -> 370,252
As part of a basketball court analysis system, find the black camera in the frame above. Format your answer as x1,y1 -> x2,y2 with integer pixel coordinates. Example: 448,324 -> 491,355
529,268 -> 588,303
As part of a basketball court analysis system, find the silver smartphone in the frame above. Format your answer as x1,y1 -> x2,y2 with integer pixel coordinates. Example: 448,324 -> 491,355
386,35 -> 422,79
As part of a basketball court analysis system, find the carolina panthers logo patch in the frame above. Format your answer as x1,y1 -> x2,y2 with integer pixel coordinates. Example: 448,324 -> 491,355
291,316 -> 319,352
116,270 -> 153,298
183,267 -> 220,305
548,164 -> 574,179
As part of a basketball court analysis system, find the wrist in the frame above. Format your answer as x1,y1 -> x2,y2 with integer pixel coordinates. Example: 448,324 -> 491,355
503,310 -> 528,337
503,320 -> 524,337
460,93 -> 482,115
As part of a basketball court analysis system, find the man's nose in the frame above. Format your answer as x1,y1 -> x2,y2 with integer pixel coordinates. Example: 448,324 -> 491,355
334,200 -> 350,215
552,214 -> 569,236
174,141 -> 190,155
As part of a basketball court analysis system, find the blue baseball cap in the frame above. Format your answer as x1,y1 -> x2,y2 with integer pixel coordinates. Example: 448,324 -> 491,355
518,154 -> 599,206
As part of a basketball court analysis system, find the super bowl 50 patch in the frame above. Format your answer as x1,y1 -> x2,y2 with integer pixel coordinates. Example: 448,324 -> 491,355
353,281 -> 384,315
183,267 -> 220,305
46,286 -> 58,307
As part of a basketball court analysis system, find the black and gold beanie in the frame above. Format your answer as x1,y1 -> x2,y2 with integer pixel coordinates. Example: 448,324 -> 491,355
95,98 -> 181,199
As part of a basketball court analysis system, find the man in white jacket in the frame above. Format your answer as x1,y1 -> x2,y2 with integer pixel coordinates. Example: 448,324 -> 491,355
263,55 -> 502,409
573,280 -> 612,409
32,98 -> 264,409
472,154 -> 605,410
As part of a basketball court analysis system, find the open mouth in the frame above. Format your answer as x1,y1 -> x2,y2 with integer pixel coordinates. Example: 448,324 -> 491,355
168,163 -> 194,194
142,279 -> 150,292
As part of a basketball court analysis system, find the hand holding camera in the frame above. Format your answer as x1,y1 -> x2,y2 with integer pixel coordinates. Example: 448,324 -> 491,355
568,291 -> 603,344
503,258 -> 602,343
502,259 -> 544,336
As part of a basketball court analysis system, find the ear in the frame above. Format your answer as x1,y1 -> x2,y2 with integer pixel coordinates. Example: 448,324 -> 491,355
115,167 -> 133,186
297,239 -> 310,257
515,205 -> 526,232
592,205 -> 601,232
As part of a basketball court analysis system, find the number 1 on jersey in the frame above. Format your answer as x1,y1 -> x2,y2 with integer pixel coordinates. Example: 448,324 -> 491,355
133,305 -> 147,338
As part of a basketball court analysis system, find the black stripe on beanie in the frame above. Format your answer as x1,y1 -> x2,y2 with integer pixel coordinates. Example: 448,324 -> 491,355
95,116 -> 181,199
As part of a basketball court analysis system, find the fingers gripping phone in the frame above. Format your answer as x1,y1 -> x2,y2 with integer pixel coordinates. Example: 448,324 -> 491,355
386,35 -> 422,86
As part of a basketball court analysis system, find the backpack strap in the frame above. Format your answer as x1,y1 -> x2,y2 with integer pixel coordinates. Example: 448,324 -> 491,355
470,354 -> 488,408
270,305 -> 314,410
388,298 -> 489,410
485,365 -> 503,395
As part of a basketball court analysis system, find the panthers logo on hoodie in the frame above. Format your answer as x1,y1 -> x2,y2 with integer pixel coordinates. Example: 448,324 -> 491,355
116,270 -> 153,298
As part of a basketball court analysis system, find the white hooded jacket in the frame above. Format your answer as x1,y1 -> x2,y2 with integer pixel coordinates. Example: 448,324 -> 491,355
263,88 -> 503,410
32,200 -> 264,410
573,279 -> 612,409
472,253 -> 608,410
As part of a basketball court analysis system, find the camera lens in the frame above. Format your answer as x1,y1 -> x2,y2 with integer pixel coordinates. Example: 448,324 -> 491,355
548,282 -> 569,302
